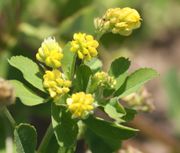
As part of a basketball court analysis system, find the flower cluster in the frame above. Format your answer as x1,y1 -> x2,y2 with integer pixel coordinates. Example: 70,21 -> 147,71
93,71 -> 116,89
66,92 -> 94,118
43,70 -> 71,99
36,36 -> 96,118
36,37 -> 63,68
95,7 -> 141,36
70,33 -> 99,60
34,5 -> 142,118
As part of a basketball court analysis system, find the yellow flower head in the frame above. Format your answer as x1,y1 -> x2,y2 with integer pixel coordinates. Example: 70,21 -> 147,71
36,37 -> 63,68
70,33 -> 99,60
96,7 -> 141,36
43,70 -> 71,98
93,71 -> 116,89
67,92 -> 94,118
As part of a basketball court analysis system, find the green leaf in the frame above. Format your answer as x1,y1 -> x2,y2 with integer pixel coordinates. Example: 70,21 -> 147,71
14,123 -> 37,153
84,116 -> 138,142
109,57 -> 130,89
61,42 -> 76,79
84,58 -> 102,73
8,56 -> 45,92
51,104 -> 78,149
104,97 -> 126,123
85,128 -> 121,153
73,65 -> 92,92
10,80 -> 45,106
122,108 -> 137,122
115,68 -> 158,97
41,133 -> 60,153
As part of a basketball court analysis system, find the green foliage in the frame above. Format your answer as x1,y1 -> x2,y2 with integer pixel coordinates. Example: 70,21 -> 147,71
10,80 -> 45,106
51,104 -> 78,150
61,43 -> 76,80
109,57 -> 130,90
73,65 -> 92,92
104,97 -> 126,123
4,2 -> 159,152
8,56 -> 45,92
84,58 -> 102,73
115,68 -> 158,97
84,115 -> 137,152
86,128 -> 121,153
14,123 -> 37,153
84,116 -> 138,141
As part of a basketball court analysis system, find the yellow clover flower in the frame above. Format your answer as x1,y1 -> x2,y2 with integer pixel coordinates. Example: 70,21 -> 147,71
96,7 -> 141,36
93,71 -> 116,89
43,70 -> 71,98
67,92 -> 94,118
70,33 -> 99,60
36,37 -> 63,68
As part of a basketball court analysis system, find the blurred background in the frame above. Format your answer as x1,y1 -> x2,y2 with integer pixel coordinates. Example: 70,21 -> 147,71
0,0 -> 180,153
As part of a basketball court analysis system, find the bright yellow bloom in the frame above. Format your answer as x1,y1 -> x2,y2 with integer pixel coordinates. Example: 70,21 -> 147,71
43,70 -> 71,98
93,71 -> 116,89
70,33 -> 99,60
67,92 -> 94,118
96,7 -> 141,36
36,37 -> 63,68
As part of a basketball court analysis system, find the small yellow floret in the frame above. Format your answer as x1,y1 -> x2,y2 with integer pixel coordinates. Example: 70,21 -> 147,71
70,33 -> 99,60
67,92 -> 94,118
96,7 -> 141,36
43,70 -> 71,98
36,37 -> 63,68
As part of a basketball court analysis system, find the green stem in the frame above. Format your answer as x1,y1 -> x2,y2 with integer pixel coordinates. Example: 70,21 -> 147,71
3,117 -> 14,153
37,123 -> 53,153
0,107 -> 16,153
1,107 -> 16,128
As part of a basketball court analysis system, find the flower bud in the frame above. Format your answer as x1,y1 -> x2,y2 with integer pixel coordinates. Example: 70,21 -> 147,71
0,78 -> 15,106
93,71 -> 116,89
